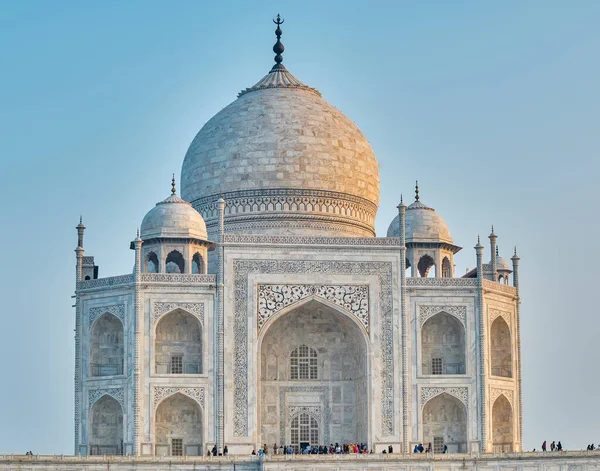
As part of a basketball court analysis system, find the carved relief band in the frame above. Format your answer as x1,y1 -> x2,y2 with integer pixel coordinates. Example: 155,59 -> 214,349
257,284 -> 369,332
233,259 -> 394,437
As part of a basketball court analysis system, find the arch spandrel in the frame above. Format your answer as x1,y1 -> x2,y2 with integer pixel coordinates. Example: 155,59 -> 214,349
88,388 -> 125,409
420,387 -> 468,409
152,302 -> 205,326
152,387 -> 205,410
419,305 -> 467,328
88,304 -> 125,328
257,284 -> 369,334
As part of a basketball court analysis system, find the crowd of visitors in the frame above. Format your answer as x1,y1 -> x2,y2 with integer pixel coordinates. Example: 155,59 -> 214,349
251,443 -> 380,455
540,440 -> 563,452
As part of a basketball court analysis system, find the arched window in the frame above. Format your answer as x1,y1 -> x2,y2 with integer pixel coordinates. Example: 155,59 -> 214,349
442,257 -> 451,278
192,253 -> 205,274
418,254 -> 435,277
155,393 -> 202,456
165,250 -> 184,273
146,252 -> 159,273
290,345 -> 318,380
422,312 -> 465,375
290,413 -> 319,452
491,317 -> 512,377
89,395 -> 123,455
90,313 -> 124,377
155,310 -> 202,374
492,395 -> 513,452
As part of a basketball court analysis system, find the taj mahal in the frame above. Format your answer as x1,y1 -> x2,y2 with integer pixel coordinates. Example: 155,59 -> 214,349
7,15 -> 600,471
69,16 -> 522,458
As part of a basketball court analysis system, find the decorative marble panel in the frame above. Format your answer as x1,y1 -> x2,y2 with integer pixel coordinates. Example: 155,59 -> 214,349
234,259 -> 393,437
408,278 -> 477,287
483,279 -> 517,295
152,387 -> 205,409
88,387 -> 125,408
89,304 -> 125,327
420,387 -> 468,409
257,284 -> 369,332
489,308 -> 512,329
419,305 -> 467,328
153,302 -> 204,325
490,388 -> 514,408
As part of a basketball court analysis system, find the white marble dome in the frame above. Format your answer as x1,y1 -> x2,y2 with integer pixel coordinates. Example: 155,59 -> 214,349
387,200 -> 453,244
180,64 -> 380,238
140,192 -> 208,241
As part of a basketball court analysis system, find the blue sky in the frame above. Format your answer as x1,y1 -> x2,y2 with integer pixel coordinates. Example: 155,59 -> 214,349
0,0 -> 598,453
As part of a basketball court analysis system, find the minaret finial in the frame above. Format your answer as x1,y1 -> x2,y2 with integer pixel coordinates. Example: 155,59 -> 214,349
415,180 -> 420,201
171,174 -> 176,195
496,246 -> 499,256
272,14 -> 285,68
400,194 -> 403,204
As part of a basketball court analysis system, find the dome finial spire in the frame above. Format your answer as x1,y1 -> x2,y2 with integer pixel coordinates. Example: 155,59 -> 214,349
272,14 -> 285,70
171,174 -> 176,195
415,180 -> 420,201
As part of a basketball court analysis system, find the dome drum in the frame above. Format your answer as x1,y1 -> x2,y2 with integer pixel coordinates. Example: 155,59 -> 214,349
192,188 -> 378,238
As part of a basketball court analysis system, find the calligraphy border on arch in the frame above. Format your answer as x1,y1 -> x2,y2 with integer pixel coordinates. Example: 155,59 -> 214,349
234,259 -> 394,438
257,284 -> 369,332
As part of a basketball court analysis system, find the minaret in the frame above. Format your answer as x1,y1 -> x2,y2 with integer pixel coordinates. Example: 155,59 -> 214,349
216,196 -> 226,452
75,216 -> 85,282
132,229 -> 143,454
511,247 -> 522,449
489,226 -> 497,282
74,216 -> 85,453
397,195 -> 408,452
475,236 -> 487,451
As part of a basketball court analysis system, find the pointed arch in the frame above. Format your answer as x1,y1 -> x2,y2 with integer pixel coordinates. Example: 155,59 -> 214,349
90,312 -> 124,377
155,392 -> 203,456
422,392 -> 467,453
192,253 -> 205,274
418,254 -> 435,277
421,312 -> 466,375
89,395 -> 123,455
491,317 -> 512,378
155,309 -> 202,374
165,250 -> 184,273
146,251 -> 159,273
492,394 -> 513,452
442,256 -> 452,278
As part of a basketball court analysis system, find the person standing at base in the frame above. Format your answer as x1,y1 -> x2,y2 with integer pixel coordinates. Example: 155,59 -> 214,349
542,441 -> 546,452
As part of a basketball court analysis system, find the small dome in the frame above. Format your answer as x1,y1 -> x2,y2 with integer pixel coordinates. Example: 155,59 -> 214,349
141,191 -> 208,241
494,255 -> 511,271
387,200 -> 453,244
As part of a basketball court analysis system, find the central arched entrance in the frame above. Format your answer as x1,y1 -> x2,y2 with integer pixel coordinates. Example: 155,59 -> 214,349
258,299 -> 369,450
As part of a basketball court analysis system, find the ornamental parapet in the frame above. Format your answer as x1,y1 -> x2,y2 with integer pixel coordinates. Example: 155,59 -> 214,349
224,234 -> 400,247
77,273 -> 215,291
407,278 -> 477,288
482,279 -> 517,296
